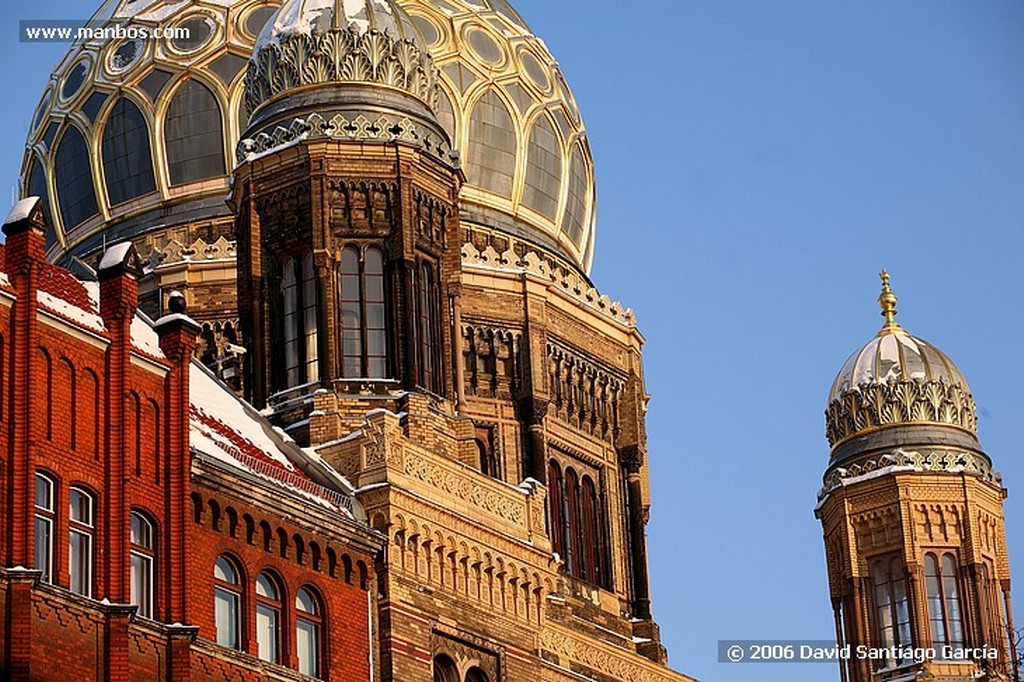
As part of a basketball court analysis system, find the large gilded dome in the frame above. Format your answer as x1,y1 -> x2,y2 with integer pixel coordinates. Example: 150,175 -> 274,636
824,273 -> 977,452
21,0 -> 597,273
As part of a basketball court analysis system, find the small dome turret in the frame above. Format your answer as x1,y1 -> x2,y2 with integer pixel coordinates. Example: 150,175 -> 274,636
825,272 -> 978,454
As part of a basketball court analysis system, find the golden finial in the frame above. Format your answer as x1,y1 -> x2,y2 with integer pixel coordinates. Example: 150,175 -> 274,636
877,269 -> 901,334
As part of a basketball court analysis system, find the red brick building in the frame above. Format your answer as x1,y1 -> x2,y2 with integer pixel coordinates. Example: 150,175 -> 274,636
0,198 -> 382,680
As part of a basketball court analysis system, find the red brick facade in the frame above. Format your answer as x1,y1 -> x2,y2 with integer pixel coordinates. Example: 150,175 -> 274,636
0,199 -> 381,681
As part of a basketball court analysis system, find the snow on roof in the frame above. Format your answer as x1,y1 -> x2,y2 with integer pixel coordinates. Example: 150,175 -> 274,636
98,241 -> 134,272
37,290 -> 106,333
4,197 -> 40,225
131,314 -> 166,359
189,362 -> 355,516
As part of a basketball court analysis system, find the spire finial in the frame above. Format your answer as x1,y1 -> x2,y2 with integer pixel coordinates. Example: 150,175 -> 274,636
877,269 -> 901,334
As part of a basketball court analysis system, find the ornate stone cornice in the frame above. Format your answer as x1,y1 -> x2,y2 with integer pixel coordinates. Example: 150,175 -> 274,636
245,27 -> 439,117
461,241 -> 636,328
824,378 -> 977,448
819,447 -> 1001,500
236,111 -> 456,166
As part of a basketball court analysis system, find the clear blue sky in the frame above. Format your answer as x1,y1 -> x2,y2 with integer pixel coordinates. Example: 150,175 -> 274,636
3,3 -> 1024,682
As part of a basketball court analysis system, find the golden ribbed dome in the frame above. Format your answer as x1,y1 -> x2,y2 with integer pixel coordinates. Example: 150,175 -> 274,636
824,272 -> 977,449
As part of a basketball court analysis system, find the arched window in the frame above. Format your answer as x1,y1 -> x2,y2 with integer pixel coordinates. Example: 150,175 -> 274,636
34,472 -> 56,583
925,552 -> 964,654
466,668 -> 490,682
255,571 -> 281,663
214,555 -> 242,649
102,98 -> 156,205
417,261 -> 438,391
870,556 -> 912,667
296,586 -> 323,677
580,475 -> 599,585
129,511 -> 155,618
338,246 -> 387,379
561,143 -> 589,247
523,114 -> 561,220
432,654 -> 458,682
465,91 -> 516,198
279,254 -> 319,389
164,79 -> 225,185
547,459 -> 608,588
68,486 -> 94,596
54,125 -> 99,229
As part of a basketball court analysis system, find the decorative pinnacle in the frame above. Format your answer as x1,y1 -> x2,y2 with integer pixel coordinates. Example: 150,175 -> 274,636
877,269 -> 902,334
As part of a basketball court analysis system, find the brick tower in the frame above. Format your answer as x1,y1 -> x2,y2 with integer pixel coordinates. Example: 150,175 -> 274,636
816,273 -> 1018,682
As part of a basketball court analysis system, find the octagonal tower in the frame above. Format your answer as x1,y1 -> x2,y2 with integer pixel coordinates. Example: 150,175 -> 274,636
816,273 -> 1018,682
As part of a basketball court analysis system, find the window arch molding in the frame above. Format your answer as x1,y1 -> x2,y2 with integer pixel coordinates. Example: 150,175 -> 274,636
295,584 -> 325,678
924,551 -> 964,655
214,553 -> 245,650
34,470 -> 59,584
68,483 -> 96,596
254,569 -> 286,664
129,509 -> 157,619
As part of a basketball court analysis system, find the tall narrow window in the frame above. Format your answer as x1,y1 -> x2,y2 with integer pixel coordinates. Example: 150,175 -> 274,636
34,472 -> 56,583
214,555 -> 242,649
338,246 -> 387,379
282,257 -> 300,387
302,254 -> 319,383
296,586 -> 322,677
466,668 -> 490,682
417,261 -> 437,391
364,249 -> 386,377
279,254 -> 319,390
339,247 -> 362,378
925,552 -> 964,655
68,486 -> 94,596
164,79 -> 225,185
130,511 -> 155,618
580,475 -> 599,585
255,571 -> 281,663
870,556 -> 912,667
547,460 -> 564,561
564,468 -> 580,577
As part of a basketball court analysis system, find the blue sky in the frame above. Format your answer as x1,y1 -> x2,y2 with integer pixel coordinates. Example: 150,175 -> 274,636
3,2 -> 1024,681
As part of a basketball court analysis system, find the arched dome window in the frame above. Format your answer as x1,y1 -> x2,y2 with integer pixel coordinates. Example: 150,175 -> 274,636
561,142 -> 588,247
25,157 -> 55,249
465,91 -> 516,198
523,114 -> 561,220
54,125 -> 99,230
164,79 -> 226,186
102,98 -> 156,205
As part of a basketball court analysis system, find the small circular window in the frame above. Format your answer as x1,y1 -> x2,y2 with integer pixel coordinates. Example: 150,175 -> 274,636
108,37 -> 143,74
170,15 -> 215,53
243,5 -> 277,41
61,60 -> 89,101
467,28 -> 503,65
410,14 -> 442,48
519,50 -> 549,92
